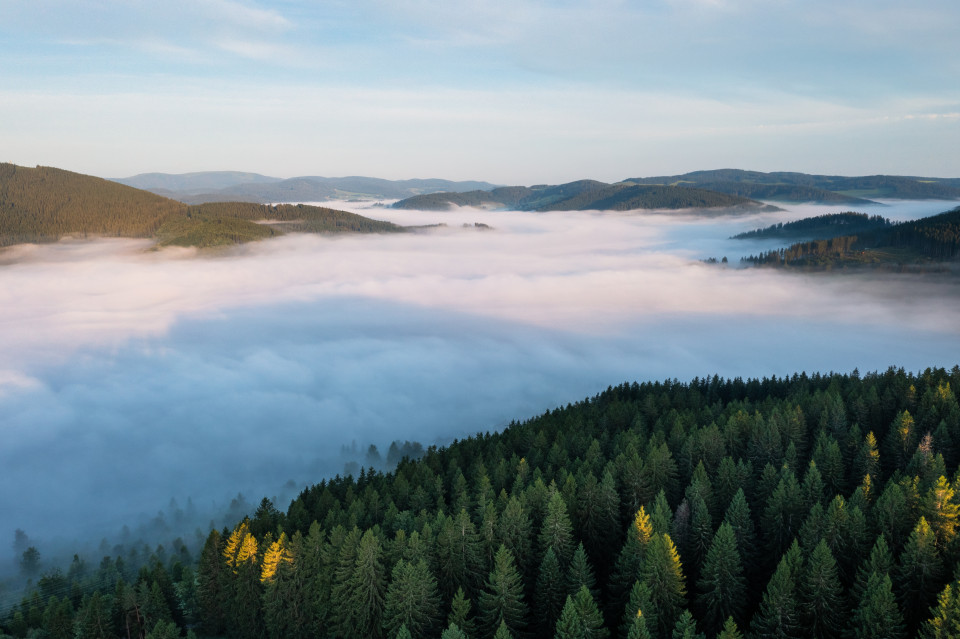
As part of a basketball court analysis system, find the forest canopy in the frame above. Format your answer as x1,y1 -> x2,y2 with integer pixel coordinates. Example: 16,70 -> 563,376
5,366 -> 960,639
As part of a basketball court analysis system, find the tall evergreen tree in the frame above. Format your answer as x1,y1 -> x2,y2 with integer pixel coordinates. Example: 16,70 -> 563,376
670,610 -> 704,639
799,539 -> 843,639
897,516 -> 945,633
448,587 -> 477,639
850,572 -> 905,639
479,545 -> 529,638
540,491 -> 576,568
383,559 -> 441,639
535,547 -> 566,636
695,521 -> 745,633
641,534 -> 686,638
749,541 -> 802,639
920,581 -> 960,639
345,529 -> 387,639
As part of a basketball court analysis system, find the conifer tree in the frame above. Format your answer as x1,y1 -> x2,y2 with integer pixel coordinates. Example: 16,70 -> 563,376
196,529 -> 228,636
625,612 -> 652,639
650,490 -> 673,536
897,516 -> 945,633
850,572 -> 905,639
442,623 -> 469,639
437,510 -> 484,599
607,507 -> 653,620
479,545 -> 529,638
921,475 -> 960,548
671,610 -> 704,639
800,539 -> 843,639
346,529 -> 387,639
535,547 -> 566,635
920,581 -> 960,639
383,558 -> 441,639
499,495 -> 534,578
716,617 -> 744,639
567,543 -> 599,600
495,619 -> 516,639
695,521 -> 745,633
540,490 -> 576,568
621,581 -> 656,639
641,534 -> 686,637
448,587 -> 477,639
749,541 -> 802,639
722,488 -> 757,577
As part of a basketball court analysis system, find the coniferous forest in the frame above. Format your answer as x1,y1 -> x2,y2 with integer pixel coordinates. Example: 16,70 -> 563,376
5,367 -> 960,639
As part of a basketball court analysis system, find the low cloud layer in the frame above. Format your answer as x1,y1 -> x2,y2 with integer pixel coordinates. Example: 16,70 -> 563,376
2,200 -> 959,565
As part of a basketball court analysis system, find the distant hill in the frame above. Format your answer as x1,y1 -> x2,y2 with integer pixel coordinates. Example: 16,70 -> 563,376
626,169 -> 960,201
741,206 -> 960,269
0,164 -> 403,249
393,179 -> 777,212
113,171 -> 282,195
113,173 -> 500,204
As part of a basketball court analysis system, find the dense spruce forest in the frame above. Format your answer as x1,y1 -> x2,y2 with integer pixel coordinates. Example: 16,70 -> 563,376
392,181 -> 773,213
6,367 -> 960,639
0,164 -> 402,248
731,213 -> 893,241
741,207 -> 960,269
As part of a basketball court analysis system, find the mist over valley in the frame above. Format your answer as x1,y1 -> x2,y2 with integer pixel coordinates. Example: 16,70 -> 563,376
2,198 -> 959,582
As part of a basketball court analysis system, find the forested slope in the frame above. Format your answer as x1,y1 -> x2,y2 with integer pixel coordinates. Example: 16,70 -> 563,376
8,367 -> 960,639
0,164 -> 403,249
393,181 -> 771,212
743,207 -> 960,268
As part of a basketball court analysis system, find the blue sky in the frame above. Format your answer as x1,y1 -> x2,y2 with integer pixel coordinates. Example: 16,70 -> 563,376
1,0 -> 958,183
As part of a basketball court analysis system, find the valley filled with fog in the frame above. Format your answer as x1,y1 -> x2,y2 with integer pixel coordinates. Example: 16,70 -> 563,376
2,199 -> 959,575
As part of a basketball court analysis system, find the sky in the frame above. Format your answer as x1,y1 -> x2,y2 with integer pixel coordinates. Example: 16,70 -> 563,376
1,0 -> 959,183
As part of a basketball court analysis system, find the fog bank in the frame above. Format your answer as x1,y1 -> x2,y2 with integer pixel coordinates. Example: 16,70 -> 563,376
2,200 -> 959,567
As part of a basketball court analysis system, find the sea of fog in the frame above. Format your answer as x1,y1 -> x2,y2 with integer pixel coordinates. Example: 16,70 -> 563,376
1,199 -> 959,575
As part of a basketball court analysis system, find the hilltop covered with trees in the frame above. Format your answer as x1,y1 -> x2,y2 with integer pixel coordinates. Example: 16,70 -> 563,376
741,207 -> 960,269
393,180 -> 775,213
0,164 -> 403,249
5,366 -> 960,638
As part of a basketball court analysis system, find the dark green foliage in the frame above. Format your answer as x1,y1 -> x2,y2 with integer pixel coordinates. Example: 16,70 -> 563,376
750,541 -> 802,639
731,212 -> 892,240
479,545 -> 528,638
920,582 -> 960,639
800,540 -> 843,639
850,572 -> 905,639
383,559 -> 441,639
671,610 -> 704,639
553,587 -> 609,639
696,522 -> 745,633
14,367 -> 960,639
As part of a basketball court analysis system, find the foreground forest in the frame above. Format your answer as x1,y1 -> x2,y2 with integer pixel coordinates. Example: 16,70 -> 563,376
5,367 -> 960,639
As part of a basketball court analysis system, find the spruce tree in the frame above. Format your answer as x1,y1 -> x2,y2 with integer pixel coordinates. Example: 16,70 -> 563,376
671,610 -> 704,639
897,516 -> 945,633
716,617 -> 744,639
479,545 -> 529,638
383,559 -> 441,639
799,539 -> 843,639
850,572 -> 905,639
566,543 -> 599,600
695,521 -> 745,633
448,587 -> 477,639
540,491 -> 575,568
920,581 -> 960,639
535,547 -> 566,635
641,534 -> 686,637
749,541 -> 802,639
346,529 -> 387,639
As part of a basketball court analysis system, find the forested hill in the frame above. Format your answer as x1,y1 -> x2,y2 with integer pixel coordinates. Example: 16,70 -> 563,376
626,169 -> 960,202
742,206 -> 960,269
0,164 -> 403,248
393,180 -> 777,212
9,366 -> 960,639
732,212 -> 893,241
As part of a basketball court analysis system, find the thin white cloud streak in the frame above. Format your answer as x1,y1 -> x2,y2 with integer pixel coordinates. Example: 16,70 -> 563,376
3,84 -> 959,181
